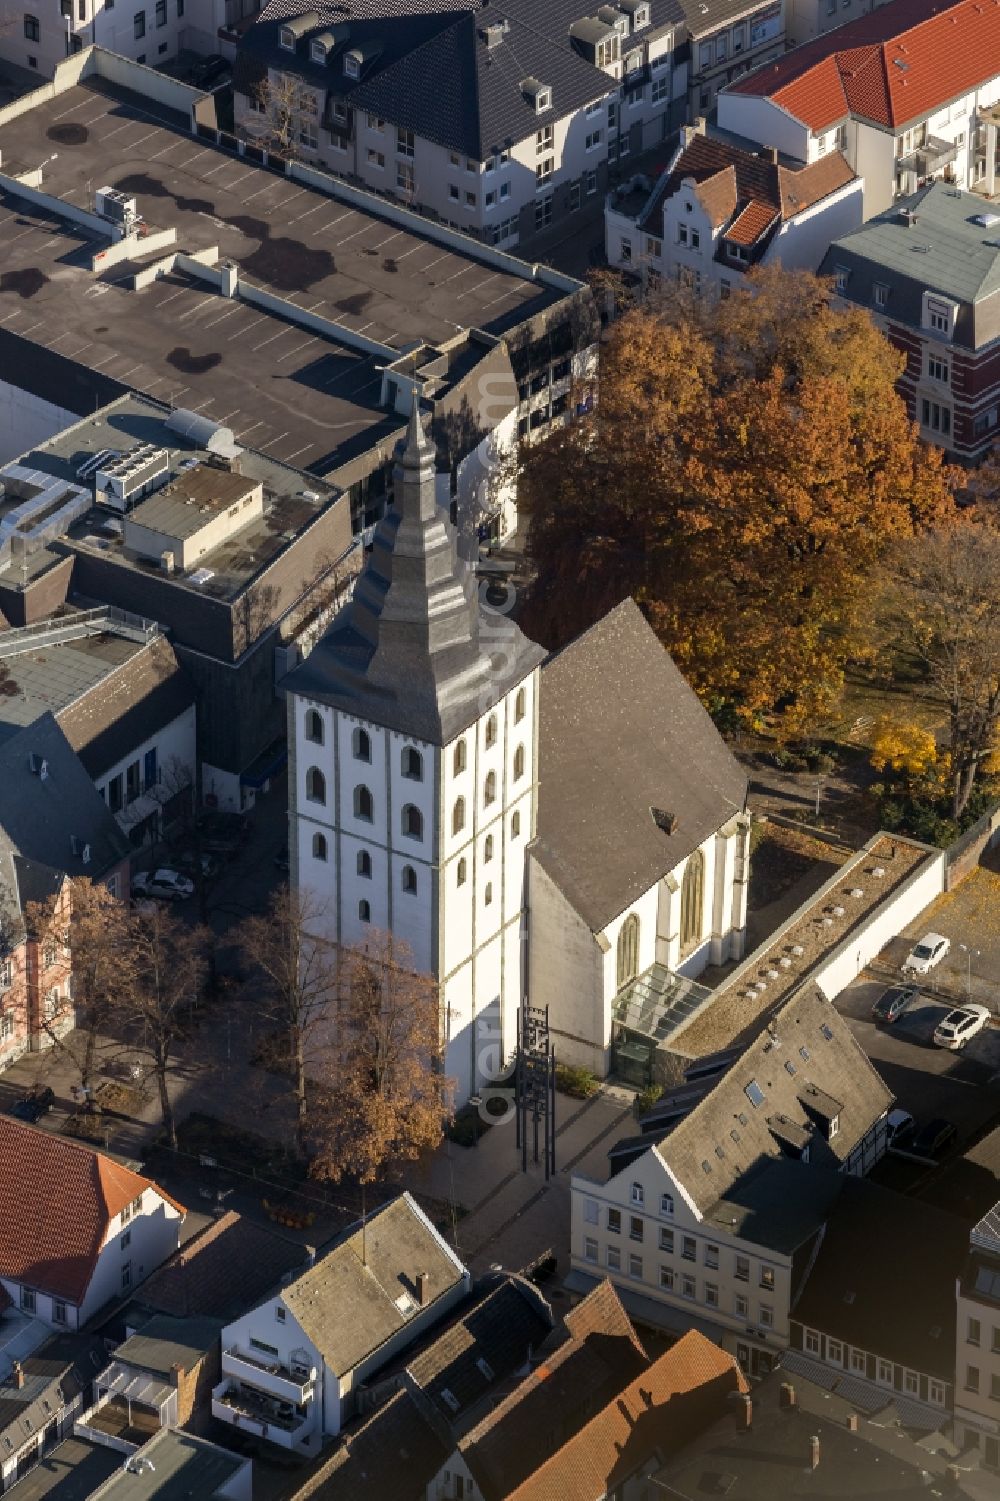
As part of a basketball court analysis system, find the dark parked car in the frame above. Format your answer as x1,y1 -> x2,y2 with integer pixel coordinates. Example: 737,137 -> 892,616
8,1085 -> 55,1123
911,1118 -> 958,1158
872,984 -> 919,1024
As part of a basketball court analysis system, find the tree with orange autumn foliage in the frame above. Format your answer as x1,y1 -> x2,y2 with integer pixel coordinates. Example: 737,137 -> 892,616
518,268 -> 956,735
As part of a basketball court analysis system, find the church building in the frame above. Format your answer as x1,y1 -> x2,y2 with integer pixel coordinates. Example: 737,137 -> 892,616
284,403 -> 750,1103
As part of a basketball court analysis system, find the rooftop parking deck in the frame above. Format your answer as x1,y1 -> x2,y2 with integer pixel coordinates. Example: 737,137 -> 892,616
0,78 -> 567,473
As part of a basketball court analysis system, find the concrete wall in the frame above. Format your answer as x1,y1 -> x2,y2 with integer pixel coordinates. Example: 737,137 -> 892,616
946,803 -> 1000,889
0,380 -> 81,465
813,846 -> 945,999
765,179 -> 864,271
716,93 -> 811,162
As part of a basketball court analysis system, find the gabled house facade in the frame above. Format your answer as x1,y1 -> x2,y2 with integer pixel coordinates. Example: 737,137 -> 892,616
0,1332 -> 106,1495
718,0 -> 1000,218
569,987 -> 894,1377
211,1193 -> 469,1453
606,122 -> 862,291
234,0 -> 684,251
0,1121 -> 185,1331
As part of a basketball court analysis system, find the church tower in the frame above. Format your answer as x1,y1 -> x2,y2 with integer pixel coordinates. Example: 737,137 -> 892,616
284,400 -> 545,1103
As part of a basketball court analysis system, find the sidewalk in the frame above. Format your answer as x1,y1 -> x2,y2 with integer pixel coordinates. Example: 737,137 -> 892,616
411,1085 -> 634,1276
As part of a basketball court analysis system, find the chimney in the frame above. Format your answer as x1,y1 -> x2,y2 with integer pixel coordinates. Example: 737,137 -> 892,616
12,1362 -> 24,1390
810,1436 -> 821,1471
736,1393 -> 752,1430
680,116 -> 707,148
779,1382 -> 797,1409
416,1271 -> 430,1307
769,146 -> 779,163
170,1362 -> 184,1389
846,1413 -> 859,1433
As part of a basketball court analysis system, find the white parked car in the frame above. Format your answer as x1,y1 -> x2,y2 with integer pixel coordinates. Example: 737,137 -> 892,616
903,931 -> 950,975
933,1004 -> 991,1051
131,868 -> 195,902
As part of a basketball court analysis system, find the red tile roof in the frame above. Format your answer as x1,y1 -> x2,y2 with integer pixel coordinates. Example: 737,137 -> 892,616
506,1331 -> 748,1501
0,1119 -> 184,1305
726,199 -> 781,245
728,0 -> 1000,131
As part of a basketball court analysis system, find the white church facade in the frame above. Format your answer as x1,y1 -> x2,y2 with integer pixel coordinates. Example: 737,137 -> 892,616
285,403 -> 750,1105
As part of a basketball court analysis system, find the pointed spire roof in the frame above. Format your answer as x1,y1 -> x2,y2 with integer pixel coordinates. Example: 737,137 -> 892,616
284,400 -> 544,745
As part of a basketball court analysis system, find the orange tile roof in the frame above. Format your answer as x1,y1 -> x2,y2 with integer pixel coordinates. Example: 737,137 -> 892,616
506,1331 -> 748,1501
728,0 -> 1000,131
0,1118 -> 185,1305
694,166 -> 739,229
726,199 -> 780,245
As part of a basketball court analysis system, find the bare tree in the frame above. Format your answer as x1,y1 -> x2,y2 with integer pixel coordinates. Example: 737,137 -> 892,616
309,930 -> 453,1187
26,879 -> 136,1094
884,523 -> 1000,819
235,886 -> 340,1156
241,72 -> 317,159
127,906 -> 209,1149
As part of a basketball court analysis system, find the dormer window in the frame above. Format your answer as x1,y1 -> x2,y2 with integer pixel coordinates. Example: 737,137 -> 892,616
310,39 -> 327,63
343,49 -> 361,79
633,2 -> 650,25
522,76 -> 552,113
535,87 -> 551,112
280,25 -> 295,49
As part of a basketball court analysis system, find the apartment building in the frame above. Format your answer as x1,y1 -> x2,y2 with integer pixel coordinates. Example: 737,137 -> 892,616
0,849 -> 69,1069
955,1199 -> 1000,1474
234,0 -> 683,250
785,0 -> 893,46
606,123 -> 861,290
2,0 -> 242,79
820,181 -> 1000,460
718,0 -> 1000,218
789,1178 -> 967,1425
677,0 -> 787,118
569,986 -> 893,1378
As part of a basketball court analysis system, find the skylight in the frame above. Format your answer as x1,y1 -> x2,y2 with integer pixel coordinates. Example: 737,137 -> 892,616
745,1080 -> 765,1108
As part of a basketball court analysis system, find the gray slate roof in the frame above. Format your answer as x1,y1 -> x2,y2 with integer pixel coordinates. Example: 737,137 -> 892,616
281,1191 -> 466,1377
284,404 -> 544,744
792,1177 -> 967,1380
239,0 -> 682,158
0,1332 -> 106,1457
652,986 -> 893,1217
820,181 -> 1000,350
532,598 -> 747,933
0,714 -> 130,882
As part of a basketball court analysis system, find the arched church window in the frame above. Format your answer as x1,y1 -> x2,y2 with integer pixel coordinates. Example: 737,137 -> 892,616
402,865 -> 417,895
457,857 -> 467,886
305,709 -> 324,745
402,746 -> 422,781
484,771 -> 497,807
515,687 -> 526,723
312,833 -> 327,861
454,739 -> 467,775
402,804 -> 423,839
485,714 -> 497,749
353,727 -> 371,763
357,850 -> 372,878
305,767 -> 326,805
452,797 -> 466,835
513,744 -> 525,781
358,899 -> 371,923
617,913 -> 640,990
680,850 -> 705,955
511,810 -> 521,839
354,784 -> 373,822
484,834 -> 494,863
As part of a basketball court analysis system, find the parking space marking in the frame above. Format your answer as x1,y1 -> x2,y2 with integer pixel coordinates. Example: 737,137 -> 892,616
229,316 -> 267,339
276,337 -> 318,362
253,327 -> 297,351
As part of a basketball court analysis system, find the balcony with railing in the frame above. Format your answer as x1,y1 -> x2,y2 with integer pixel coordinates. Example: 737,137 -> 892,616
211,1378 -> 313,1449
220,1346 -> 316,1403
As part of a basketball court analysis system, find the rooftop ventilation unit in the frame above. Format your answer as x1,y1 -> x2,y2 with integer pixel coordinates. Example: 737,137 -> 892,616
165,408 -> 241,459
974,212 -> 1000,227
76,448 -> 120,482
94,187 -> 138,232
95,444 -> 170,513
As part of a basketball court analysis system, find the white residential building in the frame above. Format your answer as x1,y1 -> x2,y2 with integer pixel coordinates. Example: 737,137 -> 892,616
606,125 -> 862,293
569,987 -> 894,1377
211,1192 -> 469,1453
0,1119 -> 184,1331
718,0 -> 1000,219
954,1199 -> 1000,1474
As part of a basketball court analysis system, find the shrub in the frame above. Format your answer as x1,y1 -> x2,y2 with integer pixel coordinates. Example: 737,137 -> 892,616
634,1083 -> 663,1119
556,1064 -> 600,1099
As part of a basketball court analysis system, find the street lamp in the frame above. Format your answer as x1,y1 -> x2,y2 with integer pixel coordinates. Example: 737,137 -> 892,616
958,943 -> 980,1000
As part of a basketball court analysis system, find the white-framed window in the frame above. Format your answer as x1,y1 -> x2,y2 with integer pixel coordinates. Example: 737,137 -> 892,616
584,1198 -> 599,1224
705,1244 -> 719,1269
397,161 -> 414,192
929,1380 -> 945,1406
828,1339 -> 843,1365
586,170 -> 598,194
735,1255 -> 750,1282
851,1348 -> 867,1374
759,1304 -> 773,1328
499,181 -> 510,201
682,1236 -> 696,1261
585,128 -> 602,151
367,149 -> 385,170
397,126 -> 414,158
678,222 -> 689,246
584,1237 -> 598,1263
921,398 -> 951,436
699,40 -> 711,66
660,1265 -> 674,1291
760,1264 -> 775,1291
727,241 -> 750,263
608,1208 -> 621,1234
926,298 -> 953,335
805,1329 -> 821,1355
53,1300 -> 67,1325
873,283 -> 888,309
904,1370 -> 919,1395
631,1182 -> 644,1206
705,1282 -> 719,1307
607,1245 -> 621,1271
878,1359 -> 893,1384
734,1292 -> 748,1318
536,123 -> 554,153
367,113 -> 384,130
660,1193 -> 674,1217
536,156 -> 554,186
659,1227 -> 673,1253
629,1253 -> 643,1279
682,1274 -> 696,1299
834,266 -> 849,294
928,354 -> 949,384
652,74 -> 668,104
